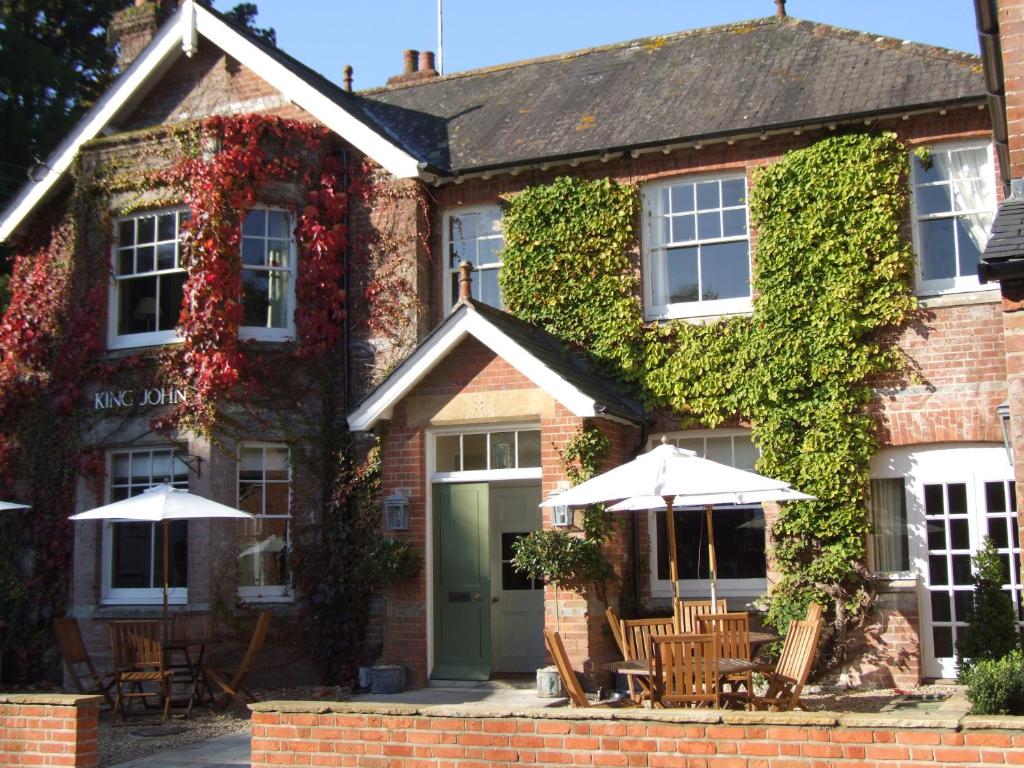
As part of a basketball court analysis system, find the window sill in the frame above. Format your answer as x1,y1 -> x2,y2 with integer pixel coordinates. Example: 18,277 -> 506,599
239,329 -> 295,343
645,299 -> 754,323
915,288 -> 1000,309
108,333 -> 184,351
237,590 -> 293,603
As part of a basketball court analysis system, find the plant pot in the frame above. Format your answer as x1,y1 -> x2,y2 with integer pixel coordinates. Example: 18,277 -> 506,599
536,665 -> 562,698
357,665 -> 373,689
370,664 -> 406,694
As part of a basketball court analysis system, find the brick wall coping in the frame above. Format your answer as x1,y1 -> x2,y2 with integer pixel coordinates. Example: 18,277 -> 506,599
250,699 -> 1024,732
0,693 -> 103,707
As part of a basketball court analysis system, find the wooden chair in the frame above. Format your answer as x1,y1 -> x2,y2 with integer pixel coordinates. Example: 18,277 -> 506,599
649,633 -> 720,708
619,617 -> 675,702
674,598 -> 728,633
805,601 -> 824,623
542,628 -> 635,709
204,611 -> 272,710
741,614 -> 824,712
695,611 -> 752,692
167,611 -> 215,711
53,618 -> 114,709
605,607 -> 627,658
108,620 -> 173,721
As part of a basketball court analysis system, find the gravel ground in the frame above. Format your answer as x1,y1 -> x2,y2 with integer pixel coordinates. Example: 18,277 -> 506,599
93,682 -> 963,766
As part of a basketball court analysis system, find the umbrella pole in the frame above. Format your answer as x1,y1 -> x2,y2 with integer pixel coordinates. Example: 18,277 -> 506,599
705,504 -> 718,613
664,497 -> 679,602
162,518 -> 170,640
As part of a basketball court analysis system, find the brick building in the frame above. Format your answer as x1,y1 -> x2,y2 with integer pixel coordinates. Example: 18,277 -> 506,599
0,0 -> 1016,689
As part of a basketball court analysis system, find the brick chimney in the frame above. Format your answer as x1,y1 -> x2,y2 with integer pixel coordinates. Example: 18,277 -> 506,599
387,49 -> 440,86
109,0 -> 175,72
458,261 -> 474,301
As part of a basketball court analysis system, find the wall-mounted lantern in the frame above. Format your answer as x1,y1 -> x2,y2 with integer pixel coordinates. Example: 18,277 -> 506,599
383,491 -> 410,531
998,401 -> 1013,465
548,489 -> 572,528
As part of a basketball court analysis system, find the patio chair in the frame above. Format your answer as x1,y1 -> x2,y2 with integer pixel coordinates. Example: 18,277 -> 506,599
204,611 -> 272,710
674,598 -> 728,633
739,614 -> 824,712
108,620 -> 173,721
649,633 -> 720,708
805,601 -> 824,623
53,617 -> 114,709
619,616 -> 675,702
542,628 -> 636,709
695,611 -> 752,692
167,611 -> 215,712
605,607 -> 627,658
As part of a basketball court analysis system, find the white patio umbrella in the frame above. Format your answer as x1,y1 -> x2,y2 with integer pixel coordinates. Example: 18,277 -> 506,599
542,440 -> 813,608
69,484 -> 253,631
0,500 -> 30,510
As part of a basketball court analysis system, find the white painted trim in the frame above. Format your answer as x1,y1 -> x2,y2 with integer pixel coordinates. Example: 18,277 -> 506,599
0,2 -> 425,243
0,12 -> 186,243
424,430 -> 436,677
193,6 -> 421,180
346,306 -> 604,431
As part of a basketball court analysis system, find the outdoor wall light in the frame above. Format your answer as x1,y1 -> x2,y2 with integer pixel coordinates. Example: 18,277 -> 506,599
998,401 -> 1013,465
383,492 -> 410,531
548,490 -> 572,528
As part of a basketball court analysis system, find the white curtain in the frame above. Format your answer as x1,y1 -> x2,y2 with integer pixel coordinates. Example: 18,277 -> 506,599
935,147 -> 994,252
869,478 -> 909,573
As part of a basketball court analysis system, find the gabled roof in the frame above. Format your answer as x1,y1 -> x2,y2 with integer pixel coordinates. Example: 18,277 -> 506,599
347,299 -> 645,431
359,16 -> 986,176
0,0 -> 426,244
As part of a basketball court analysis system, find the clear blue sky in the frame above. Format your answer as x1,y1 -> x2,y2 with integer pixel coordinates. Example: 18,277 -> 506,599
214,0 -> 982,92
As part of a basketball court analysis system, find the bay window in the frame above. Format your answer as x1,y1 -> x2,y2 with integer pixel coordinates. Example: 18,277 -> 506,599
912,143 -> 996,295
644,175 -> 751,320
237,444 -> 291,600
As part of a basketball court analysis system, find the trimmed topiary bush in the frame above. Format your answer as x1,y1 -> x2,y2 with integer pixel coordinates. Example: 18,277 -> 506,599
962,650 -> 1024,715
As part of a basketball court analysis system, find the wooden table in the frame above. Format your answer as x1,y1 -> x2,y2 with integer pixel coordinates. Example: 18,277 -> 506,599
164,636 -> 220,711
605,656 -> 755,678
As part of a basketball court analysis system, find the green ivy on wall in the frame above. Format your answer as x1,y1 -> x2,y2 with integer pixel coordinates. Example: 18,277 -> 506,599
500,132 -> 916,662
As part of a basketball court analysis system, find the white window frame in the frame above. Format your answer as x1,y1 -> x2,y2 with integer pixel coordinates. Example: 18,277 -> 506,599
648,429 -> 766,600
643,173 -> 753,321
443,205 -> 504,311
911,141 -> 998,298
239,207 -> 297,342
108,207 -> 189,350
866,476 -> 914,579
429,423 -> 542,483
101,447 -> 189,606
236,442 -> 293,602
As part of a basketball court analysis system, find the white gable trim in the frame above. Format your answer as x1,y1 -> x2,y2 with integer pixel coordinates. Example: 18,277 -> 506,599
347,306 -> 603,431
0,0 -> 423,244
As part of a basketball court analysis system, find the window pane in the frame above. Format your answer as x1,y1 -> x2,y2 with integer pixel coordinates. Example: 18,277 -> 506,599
927,520 -> 946,551
951,147 -> 988,180
705,437 -> 732,465
733,438 -> 757,470
117,248 -> 134,276
237,517 -> 288,587
137,215 -> 155,244
242,238 -> 265,266
157,273 -> 185,332
478,268 -> 502,309
517,430 -> 541,468
242,271 -> 288,328
489,432 -> 515,470
869,478 -> 909,572
989,518 -> 1010,549
242,209 -> 266,237
933,627 -> 954,658
463,433 -> 487,471
915,154 -> 944,184
696,181 -> 720,210
118,219 -> 135,247
721,178 -> 745,208
955,215 -> 984,277
112,522 -> 152,588
722,208 -> 747,237
240,447 -> 262,479
701,241 -> 749,300
666,246 -> 699,304
931,592 -> 951,622
920,218 -> 956,280
924,484 -> 944,516
954,590 -> 974,622
112,453 -> 131,485
952,554 -> 973,585
157,242 -> 176,271
657,507 -> 765,580
986,481 -> 1007,513
436,435 -> 460,472
265,448 -> 289,481
670,184 -> 694,213
948,484 -> 968,516
158,213 -> 178,241
136,245 -> 155,274
119,276 -> 157,334
929,555 -> 948,585
671,215 -> 696,243
916,184 -> 952,216
697,211 -> 721,240
949,518 -> 970,550
267,211 -> 290,238
267,240 -> 290,268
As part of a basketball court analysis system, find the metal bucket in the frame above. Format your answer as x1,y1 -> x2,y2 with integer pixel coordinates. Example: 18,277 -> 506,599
536,665 -> 562,698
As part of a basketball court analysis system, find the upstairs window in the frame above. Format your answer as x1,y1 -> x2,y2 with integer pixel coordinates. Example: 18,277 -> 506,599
110,209 -> 189,349
240,209 -> 295,340
912,143 -> 996,295
445,206 -> 504,309
644,175 -> 751,320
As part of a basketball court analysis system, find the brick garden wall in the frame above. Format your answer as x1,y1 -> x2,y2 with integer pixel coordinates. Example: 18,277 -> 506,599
250,700 -> 1024,768
0,694 -> 101,768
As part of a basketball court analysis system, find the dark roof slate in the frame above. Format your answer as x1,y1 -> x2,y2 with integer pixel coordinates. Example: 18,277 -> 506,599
357,16 -> 984,175
464,299 -> 645,424
981,197 -> 1024,264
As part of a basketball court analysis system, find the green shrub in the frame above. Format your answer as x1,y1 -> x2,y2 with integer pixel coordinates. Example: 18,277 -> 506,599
962,651 -> 1024,715
957,538 -> 1020,670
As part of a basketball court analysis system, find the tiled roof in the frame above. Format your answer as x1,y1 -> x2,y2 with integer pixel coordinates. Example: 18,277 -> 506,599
357,16 -> 984,175
980,197 -> 1024,282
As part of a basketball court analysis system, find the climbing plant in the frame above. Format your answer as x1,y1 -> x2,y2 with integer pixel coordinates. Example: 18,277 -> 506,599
500,133 -> 916,663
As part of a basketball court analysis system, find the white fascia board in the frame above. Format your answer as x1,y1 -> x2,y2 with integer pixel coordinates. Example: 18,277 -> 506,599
0,13 -> 186,244
346,307 -> 599,431
194,6 -> 423,180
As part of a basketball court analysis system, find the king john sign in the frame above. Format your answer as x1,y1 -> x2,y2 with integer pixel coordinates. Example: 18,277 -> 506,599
93,386 -> 189,410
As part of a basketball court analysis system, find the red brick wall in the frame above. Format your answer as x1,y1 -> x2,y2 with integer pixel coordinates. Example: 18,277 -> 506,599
250,702 -> 1024,768
0,694 -> 101,768
1001,0 -> 1024,181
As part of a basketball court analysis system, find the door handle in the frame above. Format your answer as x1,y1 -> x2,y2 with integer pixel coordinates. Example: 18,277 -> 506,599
472,593 -> 481,601
491,596 -> 500,604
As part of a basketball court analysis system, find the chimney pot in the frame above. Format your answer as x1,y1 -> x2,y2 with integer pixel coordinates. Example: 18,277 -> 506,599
775,0 -> 786,17
458,261 -> 474,301
419,50 -> 436,73
403,49 -> 419,74
343,65 -> 353,92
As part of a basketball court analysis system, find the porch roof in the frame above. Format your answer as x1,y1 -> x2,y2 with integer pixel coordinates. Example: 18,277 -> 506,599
346,299 -> 646,431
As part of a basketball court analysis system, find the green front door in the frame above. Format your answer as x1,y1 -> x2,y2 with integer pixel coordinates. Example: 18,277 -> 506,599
432,483 -> 490,680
